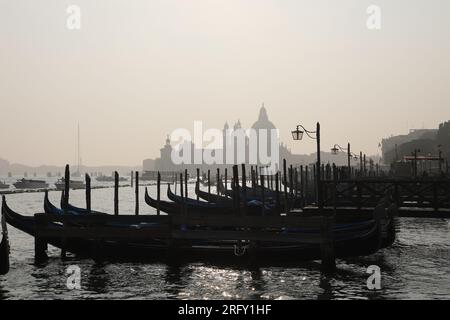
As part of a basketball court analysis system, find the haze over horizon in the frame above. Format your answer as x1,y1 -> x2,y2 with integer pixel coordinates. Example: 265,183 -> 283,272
1,0 -> 450,167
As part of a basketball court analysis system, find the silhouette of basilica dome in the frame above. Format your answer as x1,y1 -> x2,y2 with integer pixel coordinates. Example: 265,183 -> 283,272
251,105 -> 276,131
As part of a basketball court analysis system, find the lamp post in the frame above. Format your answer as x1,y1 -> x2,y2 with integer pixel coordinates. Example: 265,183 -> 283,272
330,143 -> 353,178
292,122 -> 322,209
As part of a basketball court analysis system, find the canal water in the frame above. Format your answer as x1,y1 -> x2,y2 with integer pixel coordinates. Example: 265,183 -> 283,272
0,180 -> 449,300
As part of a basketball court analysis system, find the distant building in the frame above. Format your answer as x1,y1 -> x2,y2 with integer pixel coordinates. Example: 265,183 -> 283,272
142,158 -> 156,171
0,158 -> 10,174
146,105 -> 357,174
381,129 -> 438,164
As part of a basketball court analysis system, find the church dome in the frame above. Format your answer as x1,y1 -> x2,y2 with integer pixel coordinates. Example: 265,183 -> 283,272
251,105 -> 276,130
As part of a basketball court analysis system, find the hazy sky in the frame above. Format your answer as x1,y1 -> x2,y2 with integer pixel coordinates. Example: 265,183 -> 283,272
1,0 -> 449,166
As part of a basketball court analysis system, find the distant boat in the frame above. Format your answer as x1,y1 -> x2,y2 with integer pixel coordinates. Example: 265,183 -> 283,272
71,171 -> 82,178
96,175 -> 127,182
0,182 -> 9,190
55,178 -> 85,190
13,178 -> 49,189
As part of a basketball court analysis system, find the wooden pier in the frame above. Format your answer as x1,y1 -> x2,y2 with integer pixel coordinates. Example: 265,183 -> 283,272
320,179 -> 450,218
3,159 -> 444,274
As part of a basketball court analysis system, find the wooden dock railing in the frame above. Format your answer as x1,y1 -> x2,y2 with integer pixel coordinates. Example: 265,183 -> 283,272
321,179 -> 450,211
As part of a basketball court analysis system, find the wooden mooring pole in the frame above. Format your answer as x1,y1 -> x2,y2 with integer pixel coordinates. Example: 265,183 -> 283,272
114,171 -> 119,215
363,154 -> 367,177
174,173 -> 177,195
131,170 -> 133,188
289,165 -> 294,208
305,166 -> 309,206
275,172 -> 281,215
260,174 -> 265,216
207,169 -> 211,202
34,213 -> 48,263
184,169 -> 188,199
196,168 -> 200,201
180,173 -> 185,215
283,159 -> 288,213
232,165 -> 240,215
289,164 -> 294,196
359,152 -> 363,176
85,173 -> 91,213
300,166 -> 304,207
241,164 -> 247,216
217,168 -> 220,196
135,171 -> 139,215
157,172 -> 161,215
224,168 -> 228,196
63,165 -> 70,213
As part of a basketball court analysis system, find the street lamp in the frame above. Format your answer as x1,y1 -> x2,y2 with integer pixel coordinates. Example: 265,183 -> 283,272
330,146 -> 340,155
292,123 -> 322,209
291,127 -> 304,141
331,143 -> 352,178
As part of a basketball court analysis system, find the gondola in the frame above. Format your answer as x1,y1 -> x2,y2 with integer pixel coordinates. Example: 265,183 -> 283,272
43,191 -> 106,216
144,187 -> 183,215
220,182 -> 279,201
2,196 -> 169,259
195,182 -> 232,204
167,184 -> 278,215
2,194 -> 395,264
145,185 -> 236,215
208,181 -> 284,204
195,180 -> 268,204
220,183 -> 304,208
44,193 -> 166,233
197,182 -> 301,211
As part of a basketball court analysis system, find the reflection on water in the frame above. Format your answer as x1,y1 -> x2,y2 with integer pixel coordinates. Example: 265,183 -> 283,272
86,263 -> 109,295
0,185 -> 449,299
